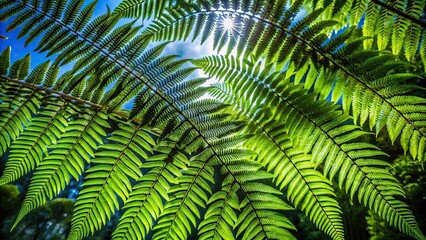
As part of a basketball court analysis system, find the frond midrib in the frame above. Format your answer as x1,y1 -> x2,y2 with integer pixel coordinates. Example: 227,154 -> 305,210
1,75 -> 102,108
208,182 -> 236,238
159,155 -> 212,239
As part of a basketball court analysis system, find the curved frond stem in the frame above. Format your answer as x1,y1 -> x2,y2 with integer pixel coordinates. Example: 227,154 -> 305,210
1,76 -> 103,109
0,76 -> 150,127
0,76 -> 164,136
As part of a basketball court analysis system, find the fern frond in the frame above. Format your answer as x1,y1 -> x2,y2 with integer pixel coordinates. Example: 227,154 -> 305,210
198,182 -> 239,240
112,140 -> 189,240
229,160 -> 297,240
68,123 -> 154,240
152,153 -> 215,240
309,40 -> 426,163
298,0 -> 426,63
0,97 -> 68,184
13,109 -> 110,229
0,85 -> 39,157
137,89 -> 296,240
198,56 -> 345,239
196,55 -> 425,240
235,183 -> 296,240
0,54 -> 40,158
0,46 -> 10,76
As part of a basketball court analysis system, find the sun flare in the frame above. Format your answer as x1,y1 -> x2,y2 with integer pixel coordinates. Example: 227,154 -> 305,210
222,16 -> 234,31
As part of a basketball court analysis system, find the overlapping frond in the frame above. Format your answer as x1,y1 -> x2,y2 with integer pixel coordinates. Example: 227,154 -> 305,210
198,182 -> 239,240
152,151 -> 215,240
143,0 -> 426,164
195,55 -> 425,240
146,97 -> 296,240
13,109 -> 110,229
0,96 -> 69,184
229,163 -> 296,240
297,35 -> 426,164
157,0 -> 426,165
296,0 -> 426,63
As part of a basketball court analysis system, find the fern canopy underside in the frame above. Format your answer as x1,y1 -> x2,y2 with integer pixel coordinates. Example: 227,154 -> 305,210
0,0 -> 426,240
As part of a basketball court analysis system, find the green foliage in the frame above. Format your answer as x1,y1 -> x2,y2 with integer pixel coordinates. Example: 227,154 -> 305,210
296,0 -> 426,63
0,0 -> 426,240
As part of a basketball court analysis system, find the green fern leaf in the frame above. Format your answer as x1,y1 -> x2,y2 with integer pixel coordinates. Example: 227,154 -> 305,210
198,183 -> 239,240
0,97 -> 68,184
0,46 -> 11,75
0,85 -> 40,159
112,140 -> 189,240
12,109 -> 110,228
68,123 -> 153,240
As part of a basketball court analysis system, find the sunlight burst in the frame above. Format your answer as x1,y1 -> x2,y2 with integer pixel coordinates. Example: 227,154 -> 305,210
222,16 -> 234,31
